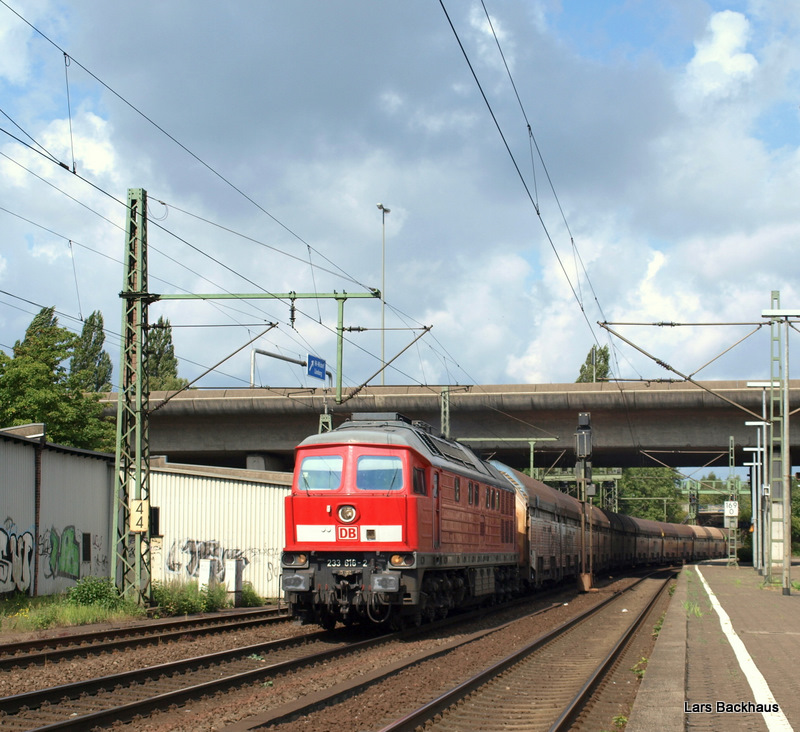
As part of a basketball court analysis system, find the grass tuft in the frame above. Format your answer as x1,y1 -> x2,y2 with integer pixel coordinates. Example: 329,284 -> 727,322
1,576 -> 243,634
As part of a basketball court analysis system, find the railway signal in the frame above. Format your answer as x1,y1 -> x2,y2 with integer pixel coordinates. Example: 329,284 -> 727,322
576,412 -> 594,591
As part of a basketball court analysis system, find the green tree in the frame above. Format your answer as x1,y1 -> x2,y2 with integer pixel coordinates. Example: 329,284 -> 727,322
70,310 -> 113,392
147,316 -> 188,391
0,307 -> 114,451
576,345 -> 610,383
618,467 -> 686,523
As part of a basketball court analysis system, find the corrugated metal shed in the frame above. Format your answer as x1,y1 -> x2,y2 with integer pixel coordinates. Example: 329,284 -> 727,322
2,427 -> 293,602
1,429 -> 114,598
1,435 -> 37,595
38,450 -> 114,596
149,460 -> 291,600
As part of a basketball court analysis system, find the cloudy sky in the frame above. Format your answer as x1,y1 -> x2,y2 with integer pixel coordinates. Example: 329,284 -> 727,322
1,0 -> 799,393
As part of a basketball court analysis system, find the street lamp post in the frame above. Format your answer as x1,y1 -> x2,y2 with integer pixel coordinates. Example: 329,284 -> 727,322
377,203 -> 390,385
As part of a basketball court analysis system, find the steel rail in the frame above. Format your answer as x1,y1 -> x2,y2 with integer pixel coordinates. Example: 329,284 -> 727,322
0,607 -> 288,669
1,572 -> 671,730
378,570 -> 675,732
548,574 -> 672,731
3,617 -> 454,730
1,586 -> 569,729
220,572 -> 667,732
0,629 -> 332,717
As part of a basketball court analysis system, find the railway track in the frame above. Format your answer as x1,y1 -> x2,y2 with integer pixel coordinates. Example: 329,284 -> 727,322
0,582 -> 580,730
0,606 -> 289,669
0,572 -> 666,730
380,574 -> 672,731
222,570 -> 674,732
0,625 -> 372,730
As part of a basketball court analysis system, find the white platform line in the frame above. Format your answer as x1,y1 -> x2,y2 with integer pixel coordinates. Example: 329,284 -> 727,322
695,566 -> 793,731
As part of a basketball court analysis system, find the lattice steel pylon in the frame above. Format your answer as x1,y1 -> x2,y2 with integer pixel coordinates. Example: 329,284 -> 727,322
726,436 -> 738,565
767,290 -> 782,584
111,188 -> 152,605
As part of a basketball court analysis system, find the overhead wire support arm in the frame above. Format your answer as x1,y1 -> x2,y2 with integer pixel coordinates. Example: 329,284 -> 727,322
601,320 -> 765,327
599,321 -> 765,421
153,290 -> 380,404
152,291 -> 380,302
150,324 -> 278,414
339,325 -> 432,405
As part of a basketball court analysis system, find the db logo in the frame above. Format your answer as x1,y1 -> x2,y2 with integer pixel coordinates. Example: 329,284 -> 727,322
337,526 -> 359,541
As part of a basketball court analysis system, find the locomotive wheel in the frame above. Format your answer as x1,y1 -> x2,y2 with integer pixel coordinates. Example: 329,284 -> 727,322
319,611 -> 337,631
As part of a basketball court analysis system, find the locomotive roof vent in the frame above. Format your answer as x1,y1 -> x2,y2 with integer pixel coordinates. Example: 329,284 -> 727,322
412,419 -> 433,434
350,412 -> 411,424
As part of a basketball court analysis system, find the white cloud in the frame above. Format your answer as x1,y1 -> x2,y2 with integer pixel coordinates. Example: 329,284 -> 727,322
468,5 -> 515,74
683,11 -> 757,101
379,91 -> 404,115
2,0 -> 800,396
0,8 -> 33,84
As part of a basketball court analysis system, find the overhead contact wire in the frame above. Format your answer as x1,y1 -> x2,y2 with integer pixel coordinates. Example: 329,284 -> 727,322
439,1 -> 589,332
1,0 -> 370,292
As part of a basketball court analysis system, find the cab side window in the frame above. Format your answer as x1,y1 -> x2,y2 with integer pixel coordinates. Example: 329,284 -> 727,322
413,467 -> 427,495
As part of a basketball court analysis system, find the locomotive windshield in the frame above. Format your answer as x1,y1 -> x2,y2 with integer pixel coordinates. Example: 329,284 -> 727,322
298,455 -> 342,490
356,455 -> 403,491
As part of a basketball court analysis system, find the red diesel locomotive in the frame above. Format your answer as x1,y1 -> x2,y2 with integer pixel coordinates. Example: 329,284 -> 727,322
280,413 -> 725,629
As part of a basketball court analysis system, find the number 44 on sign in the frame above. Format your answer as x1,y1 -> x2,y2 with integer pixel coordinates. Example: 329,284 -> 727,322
129,499 -> 150,533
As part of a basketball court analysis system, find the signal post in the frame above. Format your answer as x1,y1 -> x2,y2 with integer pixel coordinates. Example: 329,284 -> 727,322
576,412 -> 595,592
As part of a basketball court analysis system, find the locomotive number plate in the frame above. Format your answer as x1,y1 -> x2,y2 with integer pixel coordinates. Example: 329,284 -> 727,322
326,558 -> 368,568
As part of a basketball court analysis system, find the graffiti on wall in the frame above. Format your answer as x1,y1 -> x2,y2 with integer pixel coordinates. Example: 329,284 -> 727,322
1,518 -> 35,595
166,538 -> 250,582
166,539 -> 284,584
39,526 -> 81,580
37,526 -> 108,581
39,525 -> 81,580
92,534 -> 109,576
2,518 -> 108,596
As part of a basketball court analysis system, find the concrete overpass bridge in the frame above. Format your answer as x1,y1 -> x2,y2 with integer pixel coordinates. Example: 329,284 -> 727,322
108,380 -> 800,474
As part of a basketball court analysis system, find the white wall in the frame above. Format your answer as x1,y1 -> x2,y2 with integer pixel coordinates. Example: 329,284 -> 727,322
0,438 -> 37,595
149,466 -> 291,600
37,451 -> 113,596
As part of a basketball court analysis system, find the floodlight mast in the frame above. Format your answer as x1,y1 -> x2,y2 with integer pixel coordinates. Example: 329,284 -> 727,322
377,203 -> 390,385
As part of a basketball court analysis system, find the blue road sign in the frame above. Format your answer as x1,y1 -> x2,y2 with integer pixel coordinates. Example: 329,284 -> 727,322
307,355 -> 326,381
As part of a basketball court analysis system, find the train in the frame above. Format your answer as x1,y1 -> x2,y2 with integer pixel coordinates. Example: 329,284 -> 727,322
280,412 -> 726,629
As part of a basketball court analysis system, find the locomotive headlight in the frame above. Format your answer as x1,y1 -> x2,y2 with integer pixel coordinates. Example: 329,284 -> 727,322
390,554 -> 414,567
282,552 -> 308,567
338,505 -> 357,523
